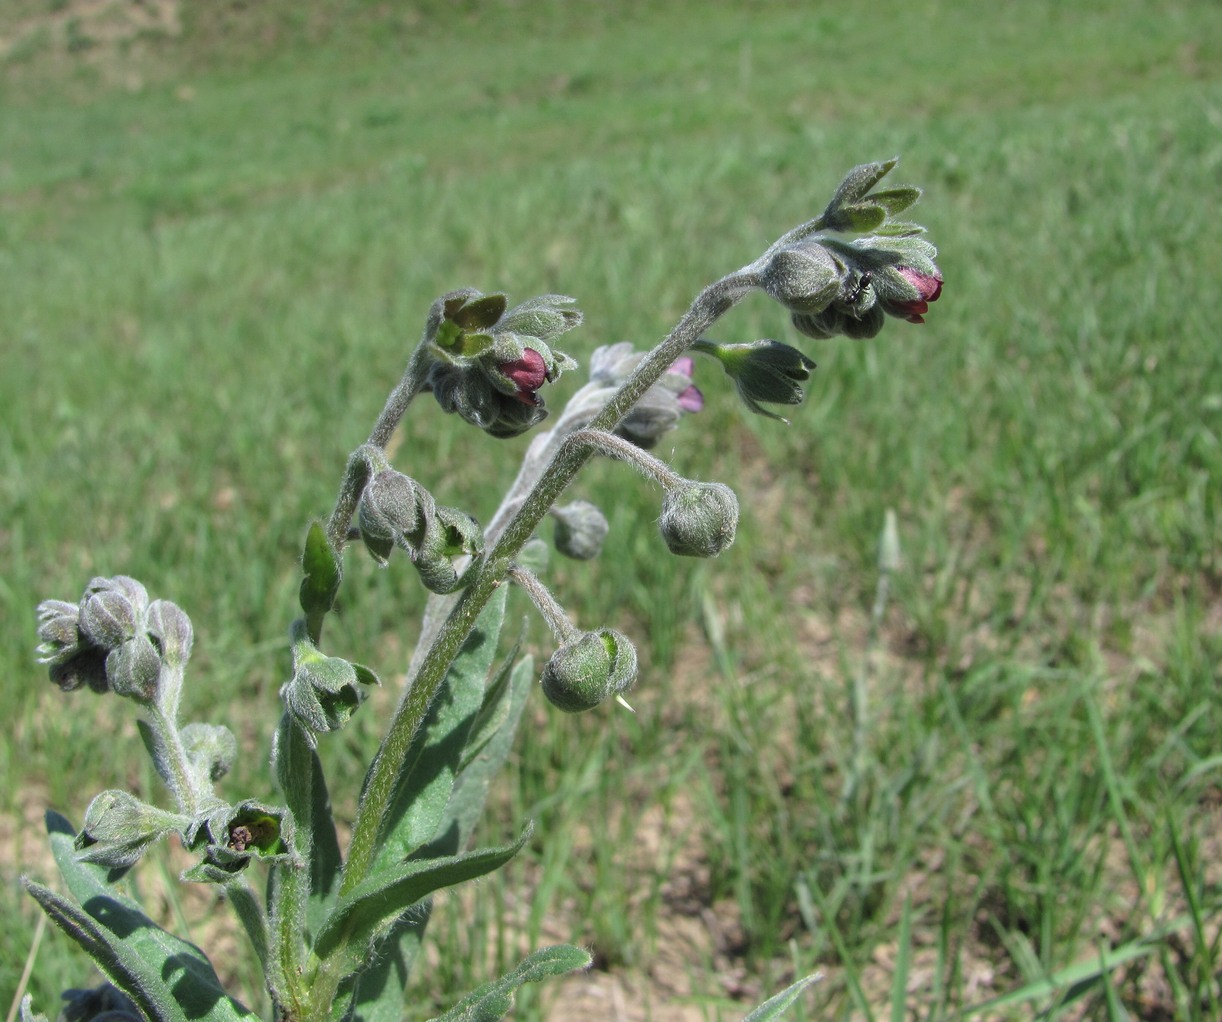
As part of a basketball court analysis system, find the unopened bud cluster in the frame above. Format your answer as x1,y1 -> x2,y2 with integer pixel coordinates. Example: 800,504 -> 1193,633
36,576 -> 193,703
753,158 -> 942,342
424,290 -> 582,438
356,461 -> 484,593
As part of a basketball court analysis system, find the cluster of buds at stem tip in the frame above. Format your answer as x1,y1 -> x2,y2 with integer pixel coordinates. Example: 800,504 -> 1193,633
754,158 -> 942,342
35,575 -> 193,704
423,290 -> 582,438
356,461 -> 485,593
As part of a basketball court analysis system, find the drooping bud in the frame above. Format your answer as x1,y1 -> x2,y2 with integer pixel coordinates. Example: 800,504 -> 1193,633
874,265 -> 943,323
696,338 -> 816,421
36,599 -> 109,693
541,628 -> 638,713
760,244 -> 842,314
281,623 -> 380,737
78,577 -> 148,650
550,500 -> 610,560
423,290 -> 582,438
146,599 -> 193,668
358,469 -> 429,564
180,722 -> 239,783
104,634 -> 163,702
616,355 -> 703,448
659,481 -> 739,557
75,789 -> 186,868
427,362 -> 551,438
497,347 -> 548,405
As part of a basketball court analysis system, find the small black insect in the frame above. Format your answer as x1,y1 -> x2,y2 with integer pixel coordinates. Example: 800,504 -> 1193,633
843,271 -> 873,306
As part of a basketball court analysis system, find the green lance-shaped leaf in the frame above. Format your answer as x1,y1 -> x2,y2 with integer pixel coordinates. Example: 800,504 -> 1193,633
26,811 -> 258,1022
427,944 -> 593,1022
370,581 -> 509,871
315,829 -> 530,980
299,521 -> 342,639
447,650 -> 534,849
741,974 -> 822,1022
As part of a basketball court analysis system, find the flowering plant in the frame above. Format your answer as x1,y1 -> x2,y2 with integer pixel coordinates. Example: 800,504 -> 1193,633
25,158 -> 940,1022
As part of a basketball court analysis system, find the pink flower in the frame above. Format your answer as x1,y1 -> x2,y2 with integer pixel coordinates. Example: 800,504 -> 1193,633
885,268 -> 943,324
669,356 -> 704,413
498,348 -> 548,405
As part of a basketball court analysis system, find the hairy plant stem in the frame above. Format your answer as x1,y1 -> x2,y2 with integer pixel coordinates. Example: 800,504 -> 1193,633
336,269 -> 758,907
325,341 -> 432,554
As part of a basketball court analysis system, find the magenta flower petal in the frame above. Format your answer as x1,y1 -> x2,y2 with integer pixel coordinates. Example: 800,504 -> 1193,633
499,348 -> 548,403
677,385 -> 704,413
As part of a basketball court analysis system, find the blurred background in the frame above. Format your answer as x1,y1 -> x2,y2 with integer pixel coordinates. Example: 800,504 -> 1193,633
3,2 -> 1220,1018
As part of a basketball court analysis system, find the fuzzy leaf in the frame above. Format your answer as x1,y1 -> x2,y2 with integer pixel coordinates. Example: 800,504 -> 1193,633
372,583 -> 509,870
741,974 -> 822,1021
299,522 -> 341,621
831,202 -> 887,233
450,293 -> 507,330
427,945 -> 593,1022
826,157 -> 898,211
866,186 -> 921,215
342,910 -> 431,1022
28,812 -> 257,1022
447,651 -> 535,849
315,829 -> 530,979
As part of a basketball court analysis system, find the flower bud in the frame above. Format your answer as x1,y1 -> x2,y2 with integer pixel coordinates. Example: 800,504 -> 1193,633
541,628 -> 637,713
551,500 -> 609,560
104,634 -> 163,702
875,265 -> 943,323
79,584 -> 144,650
427,362 -> 550,438
282,627 -> 380,736
359,469 -> 428,564
76,789 -> 185,868
616,355 -> 703,449
181,722 -> 238,783
760,244 -> 842,313
36,599 -> 109,693
147,599 -> 193,668
699,338 -> 816,420
659,482 -> 739,557
496,347 -> 548,405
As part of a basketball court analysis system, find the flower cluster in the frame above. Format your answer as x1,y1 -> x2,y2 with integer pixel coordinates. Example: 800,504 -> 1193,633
424,290 -> 582,437
36,576 -> 192,703
755,157 -> 943,341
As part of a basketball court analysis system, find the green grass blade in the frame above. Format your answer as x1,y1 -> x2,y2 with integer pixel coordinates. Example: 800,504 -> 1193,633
890,895 -> 913,1022
741,973 -> 822,1022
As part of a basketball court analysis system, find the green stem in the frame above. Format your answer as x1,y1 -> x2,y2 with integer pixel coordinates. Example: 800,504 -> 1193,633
325,342 -> 432,554
339,269 -> 757,897
271,714 -> 316,1017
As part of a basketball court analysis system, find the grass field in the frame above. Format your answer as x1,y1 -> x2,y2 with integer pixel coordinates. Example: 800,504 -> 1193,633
3,1 -> 1221,1018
